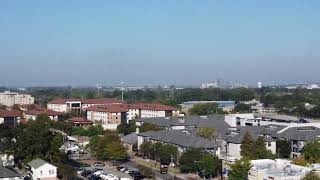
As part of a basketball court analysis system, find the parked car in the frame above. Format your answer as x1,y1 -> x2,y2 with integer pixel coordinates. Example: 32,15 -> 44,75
94,162 -> 106,167
117,166 -> 124,171
99,174 -> 118,180
93,170 -> 104,176
124,169 -> 132,174
118,167 -> 128,172
88,174 -> 102,180
81,170 -> 93,177
129,171 -> 144,180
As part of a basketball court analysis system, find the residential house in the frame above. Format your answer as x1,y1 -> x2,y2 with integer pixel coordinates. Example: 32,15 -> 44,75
0,166 -> 20,180
27,158 -> 57,180
0,110 -> 21,126
67,117 -> 92,128
24,109 -> 63,121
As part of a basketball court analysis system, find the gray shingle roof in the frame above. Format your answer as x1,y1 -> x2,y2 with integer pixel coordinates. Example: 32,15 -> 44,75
121,133 -> 138,144
274,126 -> 320,141
226,125 -> 285,144
0,166 -> 20,178
137,115 -> 230,138
138,129 -> 219,149
27,158 -> 49,169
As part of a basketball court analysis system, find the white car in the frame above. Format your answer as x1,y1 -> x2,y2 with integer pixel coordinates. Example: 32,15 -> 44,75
124,169 -> 132,174
99,174 -> 119,180
93,170 -> 104,176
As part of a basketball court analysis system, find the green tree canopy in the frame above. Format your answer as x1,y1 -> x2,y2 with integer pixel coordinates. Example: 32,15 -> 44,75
303,171 -> 320,180
276,140 -> 291,159
117,120 -> 136,135
197,127 -> 216,140
179,149 -> 202,173
240,132 -> 256,159
91,131 -> 128,161
240,133 -> 274,160
233,103 -> 251,113
139,123 -> 164,133
228,158 -> 252,180
304,141 -> 320,163
189,103 -> 225,115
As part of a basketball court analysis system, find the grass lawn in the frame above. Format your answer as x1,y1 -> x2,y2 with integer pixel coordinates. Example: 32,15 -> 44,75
134,157 -> 180,175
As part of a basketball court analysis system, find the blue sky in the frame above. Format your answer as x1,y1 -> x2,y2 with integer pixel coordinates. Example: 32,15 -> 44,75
0,1 -> 319,86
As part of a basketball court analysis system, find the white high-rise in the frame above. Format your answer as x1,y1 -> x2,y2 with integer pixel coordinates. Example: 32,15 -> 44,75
257,82 -> 262,89
0,91 -> 34,107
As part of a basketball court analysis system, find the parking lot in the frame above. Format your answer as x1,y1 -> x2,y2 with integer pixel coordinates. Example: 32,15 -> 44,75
77,161 -> 145,180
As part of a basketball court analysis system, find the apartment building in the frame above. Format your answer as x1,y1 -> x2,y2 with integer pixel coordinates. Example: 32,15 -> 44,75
0,91 -> 34,107
47,98 -> 122,113
126,103 -> 179,120
86,104 -> 128,130
86,103 -> 179,129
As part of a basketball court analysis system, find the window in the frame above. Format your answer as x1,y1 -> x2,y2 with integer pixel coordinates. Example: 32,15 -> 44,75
268,142 -> 272,147
40,170 -> 43,175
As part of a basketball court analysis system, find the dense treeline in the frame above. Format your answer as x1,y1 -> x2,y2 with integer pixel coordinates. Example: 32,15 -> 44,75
0,115 -> 77,179
25,87 -> 255,106
17,86 -> 320,118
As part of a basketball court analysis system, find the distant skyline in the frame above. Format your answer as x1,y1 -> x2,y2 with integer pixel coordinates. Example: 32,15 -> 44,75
0,1 -> 319,87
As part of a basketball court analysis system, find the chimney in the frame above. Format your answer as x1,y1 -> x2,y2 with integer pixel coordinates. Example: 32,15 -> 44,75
178,114 -> 185,123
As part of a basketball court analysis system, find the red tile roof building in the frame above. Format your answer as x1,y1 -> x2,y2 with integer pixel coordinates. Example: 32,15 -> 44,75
47,98 -> 123,113
0,110 -> 21,126
24,109 -> 63,121
85,103 -> 179,130
68,117 -> 93,128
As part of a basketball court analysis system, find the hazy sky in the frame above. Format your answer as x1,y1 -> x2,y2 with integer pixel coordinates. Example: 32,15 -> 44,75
0,1 -> 319,87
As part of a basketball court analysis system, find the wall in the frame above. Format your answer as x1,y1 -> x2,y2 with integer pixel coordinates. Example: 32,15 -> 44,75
227,143 -> 241,158
31,164 -> 57,180
47,104 -> 67,112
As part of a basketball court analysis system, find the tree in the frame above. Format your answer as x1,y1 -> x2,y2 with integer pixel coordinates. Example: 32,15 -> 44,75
71,125 -> 104,137
104,142 -> 128,161
158,144 -> 179,164
197,127 -> 216,140
91,131 -> 128,161
292,156 -> 309,166
240,132 -> 255,159
304,141 -> 320,163
180,149 -> 202,173
228,158 -> 252,180
189,103 -> 225,115
255,137 -> 274,160
139,141 -> 154,158
117,120 -> 136,135
139,141 -> 178,164
139,123 -> 164,133
276,140 -> 291,158
196,154 -> 220,178
303,171 -> 320,180
233,103 -> 251,113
